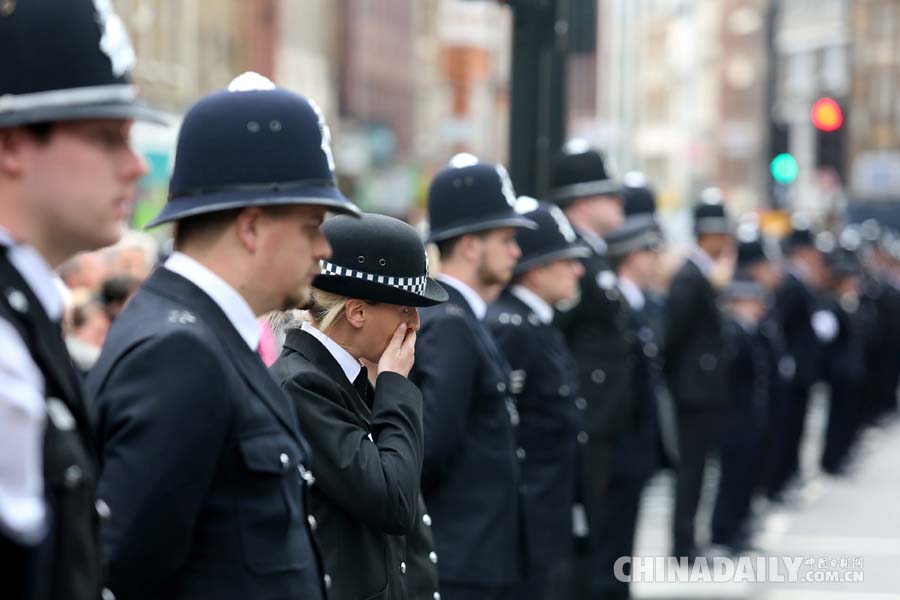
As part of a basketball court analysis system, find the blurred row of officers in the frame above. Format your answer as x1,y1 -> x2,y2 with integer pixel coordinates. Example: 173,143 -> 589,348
4,3 -> 900,600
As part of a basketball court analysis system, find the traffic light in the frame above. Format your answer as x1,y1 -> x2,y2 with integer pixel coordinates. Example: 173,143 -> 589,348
811,97 -> 843,132
811,97 -> 846,183
770,153 -> 798,185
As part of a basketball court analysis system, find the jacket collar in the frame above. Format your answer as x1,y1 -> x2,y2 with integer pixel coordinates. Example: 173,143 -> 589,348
145,266 -> 302,443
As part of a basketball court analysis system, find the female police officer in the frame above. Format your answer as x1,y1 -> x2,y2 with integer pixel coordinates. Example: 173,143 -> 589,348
271,212 -> 448,600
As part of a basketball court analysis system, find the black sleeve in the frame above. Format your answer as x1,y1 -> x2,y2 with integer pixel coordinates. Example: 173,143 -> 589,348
413,313 -> 481,492
93,331 -> 231,599
664,273 -> 701,366
282,368 -> 423,535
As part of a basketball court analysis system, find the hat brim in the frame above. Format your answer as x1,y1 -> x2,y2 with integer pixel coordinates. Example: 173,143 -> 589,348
312,274 -> 448,307
145,185 -> 361,228
0,100 -> 170,127
513,245 -> 592,276
427,214 -> 537,243
550,178 -> 621,205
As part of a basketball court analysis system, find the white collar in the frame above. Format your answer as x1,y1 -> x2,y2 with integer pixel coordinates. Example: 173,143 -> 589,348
617,276 -> 645,311
300,321 -> 362,384
164,252 -> 260,351
689,246 -> 715,279
436,273 -> 487,320
576,226 -> 607,254
510,285 -> 554,324
0,227 -> 63,321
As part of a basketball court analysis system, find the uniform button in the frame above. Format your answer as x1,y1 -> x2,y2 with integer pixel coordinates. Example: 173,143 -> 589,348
558,384 -> 570,396
64,465 -> 83,488
699,354 -> 717,371
510,314 -> 522,326
400,561 -> 407,574
516,447 -> 526,460
298,464 -> 316,486
324,574 -> 332,590
307,515 -> 317,531
499,313 -> 511,324
429,551 -> 438,564
95,499 -> 111,519
6,289 -> 28,313
101,588 -> 116,600
643,343 -> 658,358
496,382 -> 507,393
422,513 -> 432,527
591,369 -> 606,384
577,431 -> 589,445
434,593 -> 441,600
280,453 -> 289,467
575,397 -> 587,410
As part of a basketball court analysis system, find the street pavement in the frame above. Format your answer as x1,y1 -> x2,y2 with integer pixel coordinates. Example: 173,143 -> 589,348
629,389 -> 900,599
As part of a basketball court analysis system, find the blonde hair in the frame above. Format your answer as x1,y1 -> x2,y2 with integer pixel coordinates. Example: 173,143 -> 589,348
306,289 -> 350,332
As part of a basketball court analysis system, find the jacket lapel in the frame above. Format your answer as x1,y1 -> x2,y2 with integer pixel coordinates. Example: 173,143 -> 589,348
145,268 -> 303,444
282,328 -> 372,426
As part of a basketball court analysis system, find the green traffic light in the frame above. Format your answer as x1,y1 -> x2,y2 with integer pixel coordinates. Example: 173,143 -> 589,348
770,153 -> 798,184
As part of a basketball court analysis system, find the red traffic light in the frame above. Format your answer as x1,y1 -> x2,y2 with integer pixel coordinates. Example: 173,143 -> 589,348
811,97 -> 843,132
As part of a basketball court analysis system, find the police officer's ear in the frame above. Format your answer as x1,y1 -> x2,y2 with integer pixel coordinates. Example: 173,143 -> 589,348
0,127 -> 35,177
344,298 -> 368,330
234,206 -> 268,254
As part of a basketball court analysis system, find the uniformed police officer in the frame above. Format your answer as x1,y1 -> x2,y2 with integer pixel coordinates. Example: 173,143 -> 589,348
767,215 -> 826,501
409,154 -> 536,600
485,199 -> 588,600
88,74 -> 359,600
711,277 -> 770,553
271,213 -> 448,600
546,142 -> 636,598
596,216 -> 676,599
0,2 -> 159,598
665,191 -> 732,560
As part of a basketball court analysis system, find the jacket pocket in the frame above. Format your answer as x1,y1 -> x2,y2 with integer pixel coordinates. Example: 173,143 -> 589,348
237,432 -> 313,574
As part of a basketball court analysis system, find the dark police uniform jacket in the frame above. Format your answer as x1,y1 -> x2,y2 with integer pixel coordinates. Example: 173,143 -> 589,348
664,256 -> 727,410
555,232 -> 637,440
270,327 -> 424,600
0,247 -> 101,600
87,267 -> 325,600
486,288 -> 579,567
774,270 -> 819,392
409,283 -> 522,587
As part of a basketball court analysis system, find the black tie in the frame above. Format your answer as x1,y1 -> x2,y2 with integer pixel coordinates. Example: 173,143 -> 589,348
353,366 -> 371,402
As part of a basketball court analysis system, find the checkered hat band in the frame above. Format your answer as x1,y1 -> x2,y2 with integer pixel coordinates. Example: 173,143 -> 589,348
319,260 -> 427,296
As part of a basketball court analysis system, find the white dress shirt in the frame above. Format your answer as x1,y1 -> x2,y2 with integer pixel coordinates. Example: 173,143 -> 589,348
689,246 -> 715,280
617,276 -> 646,311
510,285 -> 554,325
164,252 -> 260,351
300,322 -> 362,385
436,273 -> 487,320
0,227 -> 59,544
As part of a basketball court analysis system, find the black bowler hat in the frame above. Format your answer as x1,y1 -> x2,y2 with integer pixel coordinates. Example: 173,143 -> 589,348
693,188 -> 732,235
426,153 -> 536,243
549,139 -> 620,205
146,73 -> 359,227
736,224 -> 778,271
622,172 -> 658,218
512,198 -> 590,276
606,216 -> 664,259
0,0 -> 164,126
314,213 -> 448,307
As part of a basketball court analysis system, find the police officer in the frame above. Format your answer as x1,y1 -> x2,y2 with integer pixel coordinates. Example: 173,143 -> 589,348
409,154 -> 536,600
767,215 -> 826,501
733,225 -> 793,497
711,276 -> 770,553
0,1 -> 159,597
88,74 -> 359,600
271,213 -> 448,600
596,216 -> 676,599
485,199 -> 588,600
665,192 -> 732,559
547,142 -> 637,597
